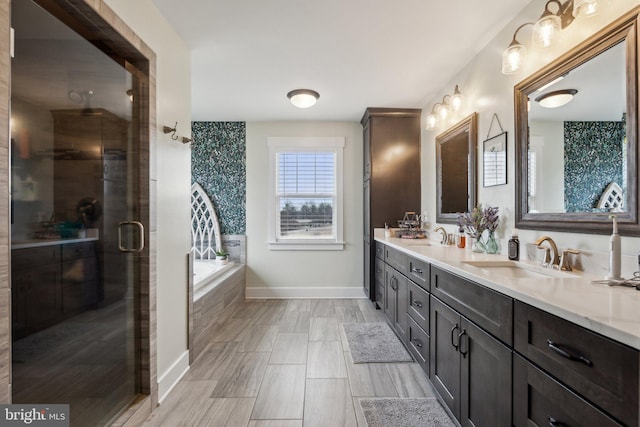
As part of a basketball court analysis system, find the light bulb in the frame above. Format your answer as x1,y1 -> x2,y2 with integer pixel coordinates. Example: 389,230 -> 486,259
451,86 -> 464,111
533,14 -> 560,48
437,103 -> 449,120
426,113 -> 439,130
502,43 -> 526,74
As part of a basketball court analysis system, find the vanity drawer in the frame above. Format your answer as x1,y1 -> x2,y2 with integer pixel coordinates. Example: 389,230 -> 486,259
407,256 -> 429,290
375,241 -> 385,260
430,266 -> 513,346
514,301 -> 639,427
12,246 -> 60,269
407,280 -> 429,333
385,246 -> 408,275
513,354 -> 622,427
407,316 -> 428,370
62,242 -> 95,262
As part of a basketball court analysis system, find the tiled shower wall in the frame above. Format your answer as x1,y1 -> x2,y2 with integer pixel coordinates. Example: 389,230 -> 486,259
191,121 -> 246,235
564,120 -> 625,212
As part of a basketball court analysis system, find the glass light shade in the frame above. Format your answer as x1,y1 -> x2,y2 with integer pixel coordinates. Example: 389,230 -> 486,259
451,87 -> 464,111
574,0 -> 600,17
426,113 -> 439,130
287,89 -> 319,108
437,103 -> 449,120
502,43 -> 526,74
535,89 -> 578,108
533,14 -> 561,48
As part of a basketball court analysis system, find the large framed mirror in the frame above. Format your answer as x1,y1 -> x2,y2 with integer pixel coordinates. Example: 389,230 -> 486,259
515,8 -> 639,235
436,112 -> 478,223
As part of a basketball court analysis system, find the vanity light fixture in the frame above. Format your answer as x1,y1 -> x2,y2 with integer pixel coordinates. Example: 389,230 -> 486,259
425,86 -> 465,130
502,0 -> 602,74
502,23 -> 533,74
451,85 -> 465,111
535,89 -> 578,108
425,104 -> 441,130
287,89 -> 320,108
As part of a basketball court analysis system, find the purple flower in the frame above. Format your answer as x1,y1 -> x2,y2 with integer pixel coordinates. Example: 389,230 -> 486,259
458,204 -> 499,238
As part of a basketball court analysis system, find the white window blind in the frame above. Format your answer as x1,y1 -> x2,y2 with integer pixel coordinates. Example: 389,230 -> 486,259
267,137 -> 345,250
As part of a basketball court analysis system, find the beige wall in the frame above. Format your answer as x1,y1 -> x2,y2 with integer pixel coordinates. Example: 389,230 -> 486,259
104,0 -> 192,396
423,0 -> 640,270
246,121 -> 363,297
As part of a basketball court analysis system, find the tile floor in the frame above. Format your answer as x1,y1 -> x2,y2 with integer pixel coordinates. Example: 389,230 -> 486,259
142,298 -> 437,426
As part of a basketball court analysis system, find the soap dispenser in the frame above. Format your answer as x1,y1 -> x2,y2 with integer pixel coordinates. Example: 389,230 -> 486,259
508,229 -> 519,261
606,215 -> 622,280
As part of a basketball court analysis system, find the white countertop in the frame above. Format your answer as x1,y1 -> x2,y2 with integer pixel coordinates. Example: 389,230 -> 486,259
12,236 -> 99,249
374,229 -> 640,350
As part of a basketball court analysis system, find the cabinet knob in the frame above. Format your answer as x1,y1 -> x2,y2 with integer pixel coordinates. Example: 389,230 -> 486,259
412,300 -> 423,308
411,267 -> 423,274
412,338 -> 423,348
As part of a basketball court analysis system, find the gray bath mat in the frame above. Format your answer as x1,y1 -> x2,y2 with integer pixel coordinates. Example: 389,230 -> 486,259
342,322 -> 412,363
359,398 -> 455,427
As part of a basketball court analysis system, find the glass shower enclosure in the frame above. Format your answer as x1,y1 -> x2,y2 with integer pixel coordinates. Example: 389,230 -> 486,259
10,1 -> 142,424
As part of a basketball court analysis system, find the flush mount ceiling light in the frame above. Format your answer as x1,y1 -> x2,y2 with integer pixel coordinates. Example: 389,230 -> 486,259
535,89 -> 578,108
502,0 -> 603,74
287,89 -> 320,108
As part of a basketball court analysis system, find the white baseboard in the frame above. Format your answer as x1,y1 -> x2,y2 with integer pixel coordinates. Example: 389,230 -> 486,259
157,350 -> 190,404
246,286 -> 367,299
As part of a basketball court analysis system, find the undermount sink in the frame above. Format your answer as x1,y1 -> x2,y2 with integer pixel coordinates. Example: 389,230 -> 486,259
461,260 -> 580,279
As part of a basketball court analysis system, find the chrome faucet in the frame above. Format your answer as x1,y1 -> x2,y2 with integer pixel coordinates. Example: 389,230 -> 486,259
534,236 -> 560,268
434,226 -> 448,245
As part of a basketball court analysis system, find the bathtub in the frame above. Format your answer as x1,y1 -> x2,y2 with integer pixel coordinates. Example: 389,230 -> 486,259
193,259 -> 236,300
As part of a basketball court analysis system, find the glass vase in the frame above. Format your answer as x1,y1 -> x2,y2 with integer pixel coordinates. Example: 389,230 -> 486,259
484,231 -> 499,254
471,237 -> 484,253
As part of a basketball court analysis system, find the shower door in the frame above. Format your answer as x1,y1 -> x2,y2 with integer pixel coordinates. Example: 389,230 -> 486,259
10,0 -> 142,425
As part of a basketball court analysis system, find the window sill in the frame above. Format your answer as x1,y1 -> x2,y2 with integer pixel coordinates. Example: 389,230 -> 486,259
268,241 -> 345,251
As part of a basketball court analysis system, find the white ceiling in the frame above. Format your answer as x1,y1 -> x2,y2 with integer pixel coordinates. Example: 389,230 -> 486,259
152,0 -> 532,122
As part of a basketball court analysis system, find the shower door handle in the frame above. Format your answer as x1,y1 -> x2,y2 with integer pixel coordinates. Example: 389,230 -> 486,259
118,221 -> 145,253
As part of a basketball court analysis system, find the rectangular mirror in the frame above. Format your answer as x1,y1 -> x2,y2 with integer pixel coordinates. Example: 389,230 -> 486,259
515,9 -> 639,235
436,112 -> 478,223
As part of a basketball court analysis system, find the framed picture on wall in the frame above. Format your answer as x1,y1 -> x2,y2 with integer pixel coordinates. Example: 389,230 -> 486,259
483,131 -> 507,187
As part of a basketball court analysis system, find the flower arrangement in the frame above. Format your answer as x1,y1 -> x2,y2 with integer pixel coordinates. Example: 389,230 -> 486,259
458,204 -> 500,253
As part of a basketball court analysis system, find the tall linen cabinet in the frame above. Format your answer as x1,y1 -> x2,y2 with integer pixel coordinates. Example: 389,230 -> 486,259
361,108 -> 421,301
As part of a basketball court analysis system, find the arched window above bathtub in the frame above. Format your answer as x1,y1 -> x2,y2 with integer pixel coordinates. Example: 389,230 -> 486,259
191,183 -> 223,259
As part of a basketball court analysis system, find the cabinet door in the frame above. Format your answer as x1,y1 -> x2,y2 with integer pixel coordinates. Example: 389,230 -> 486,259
513,354 -> 622,427
459,318 -> 512,427
384,265 -> 397,326
363,239 -> 371,299
430,295 -> 461,419
395,274 -> 408,340
25,264 -> 62,333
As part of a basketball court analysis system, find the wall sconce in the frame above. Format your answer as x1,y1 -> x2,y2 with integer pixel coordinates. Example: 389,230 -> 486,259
425,86 -> 465,131
502,0 -> 602,75
163,122 -> 192,145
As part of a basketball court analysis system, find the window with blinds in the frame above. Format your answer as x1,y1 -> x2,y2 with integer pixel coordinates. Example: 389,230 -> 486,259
267,137 -> 345,250
277,151 -> 336,239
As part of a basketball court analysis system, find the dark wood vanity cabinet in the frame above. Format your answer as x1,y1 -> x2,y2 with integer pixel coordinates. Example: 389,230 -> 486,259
429,266 -> 513,426
430,294 -> 512,426
514,301 -> 639,426
362,108 -> 421,301
11,242 -> 98,339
